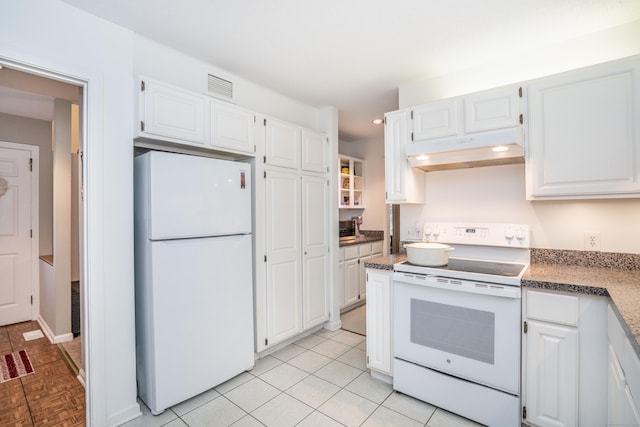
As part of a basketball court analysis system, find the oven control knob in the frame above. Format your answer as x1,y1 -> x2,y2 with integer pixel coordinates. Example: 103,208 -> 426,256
505,228 -> 514,240
424,227 -> 432,236
432,228 -> 440,237
516,230 -> 526,241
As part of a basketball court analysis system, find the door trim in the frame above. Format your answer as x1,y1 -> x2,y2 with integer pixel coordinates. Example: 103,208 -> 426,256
0,140 -> 39,322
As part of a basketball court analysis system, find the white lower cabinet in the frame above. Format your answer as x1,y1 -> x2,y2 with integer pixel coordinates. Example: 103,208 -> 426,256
607,305 -> 640,427
525,320 -> 579,427
365,268 -> 393,378
339,241 -> 383,310
523,289 -> 608,427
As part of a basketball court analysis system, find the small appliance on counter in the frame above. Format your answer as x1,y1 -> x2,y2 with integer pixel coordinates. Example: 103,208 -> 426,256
339,219 -> 356,242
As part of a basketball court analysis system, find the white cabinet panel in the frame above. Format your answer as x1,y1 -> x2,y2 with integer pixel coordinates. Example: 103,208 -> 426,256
301,129 -> 328,173
265,119 -> 301,169
525,320 -> 579,427
265,170 -> 302,345
464,85 -> 522,133
384,110 -> 425,204
366,269 -> 393,376
265,118 -> 301,169
412,99 -> 460,140
608,343 -> 640,427
302,175 -> 329,329
343,258 -> 359,308
139,78 -> 206,145
527,56 -> 640,199
210,101 -> 255,154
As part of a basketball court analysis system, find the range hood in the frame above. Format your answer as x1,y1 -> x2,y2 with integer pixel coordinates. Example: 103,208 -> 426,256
406,127 -> 524,172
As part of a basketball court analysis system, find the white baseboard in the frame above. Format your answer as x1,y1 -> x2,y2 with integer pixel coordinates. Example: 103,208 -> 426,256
324,319 -> 342,331
106,402 -> 142,427
37,316 -> 73,343
77,368 -> 86,388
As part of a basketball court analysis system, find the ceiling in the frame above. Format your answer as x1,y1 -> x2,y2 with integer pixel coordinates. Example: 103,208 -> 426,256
10,1 -> 640,140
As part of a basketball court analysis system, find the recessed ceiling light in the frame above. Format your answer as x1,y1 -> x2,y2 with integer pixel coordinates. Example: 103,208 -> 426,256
492,146 -> 509,152
0,65 -> 4,70
372,118 -> 383,125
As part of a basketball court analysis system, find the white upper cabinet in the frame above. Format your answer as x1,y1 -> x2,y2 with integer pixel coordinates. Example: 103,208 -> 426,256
210,100 -> 255,154
265,119 -> 327,172
384,110 -> 425,204
301,129 -> 328,173
412,98 -> 461,140
410,84 -> 522,142
527,56 -> 640,199
138,78 -> 206,145
464,85 -> 522,133
265,118 -> 301,169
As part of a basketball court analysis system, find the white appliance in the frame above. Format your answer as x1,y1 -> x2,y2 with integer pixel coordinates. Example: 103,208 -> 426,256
134,151 -> 254,415
393,223 -> 530,427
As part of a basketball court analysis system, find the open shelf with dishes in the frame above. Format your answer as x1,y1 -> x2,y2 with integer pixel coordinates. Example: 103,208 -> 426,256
339,155 -> 364,209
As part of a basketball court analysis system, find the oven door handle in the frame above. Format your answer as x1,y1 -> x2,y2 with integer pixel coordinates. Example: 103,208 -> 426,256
394,273 -> 521,299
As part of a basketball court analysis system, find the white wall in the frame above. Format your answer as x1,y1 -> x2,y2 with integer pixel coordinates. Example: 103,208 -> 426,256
1,1 -> 140,425
0,112 -> 52,255
398,20 -> 640,254
339,136 -> 387,233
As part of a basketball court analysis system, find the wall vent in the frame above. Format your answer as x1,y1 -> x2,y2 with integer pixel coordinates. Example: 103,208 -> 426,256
208,73 -> 233,100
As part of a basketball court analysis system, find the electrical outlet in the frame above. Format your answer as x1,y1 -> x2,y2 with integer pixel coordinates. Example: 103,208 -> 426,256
584,232 -> 601,251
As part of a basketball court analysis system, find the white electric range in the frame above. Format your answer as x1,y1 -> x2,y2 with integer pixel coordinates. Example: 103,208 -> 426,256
393,222 -> 530,427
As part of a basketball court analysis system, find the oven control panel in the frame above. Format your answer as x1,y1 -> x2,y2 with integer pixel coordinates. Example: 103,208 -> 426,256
422,222 -> 530,248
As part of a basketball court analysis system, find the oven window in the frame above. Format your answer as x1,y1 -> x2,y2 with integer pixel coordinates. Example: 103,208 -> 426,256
410,299 -> 495,364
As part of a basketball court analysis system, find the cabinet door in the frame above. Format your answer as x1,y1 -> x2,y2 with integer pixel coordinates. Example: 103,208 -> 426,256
210,101 -> 255,154
366,269 -> 392,375
302,175 -> 329,329
412,98 -> 461,140
464,85 -> 522,133
265,170 -> 302,345
525,320 -> 579,427
527,57 -> 640,199
608,344 -> 640,427
265,118 -> 300,169
301,129 -> 327,173
140,78 -> 206,144
343,258 -> 360,308
384,110 -> 425,203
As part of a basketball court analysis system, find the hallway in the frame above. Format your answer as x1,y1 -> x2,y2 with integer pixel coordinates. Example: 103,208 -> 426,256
0,321 -> 85,426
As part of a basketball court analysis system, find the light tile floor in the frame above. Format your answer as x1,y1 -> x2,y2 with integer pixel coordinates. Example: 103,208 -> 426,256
123,329 -> 484,427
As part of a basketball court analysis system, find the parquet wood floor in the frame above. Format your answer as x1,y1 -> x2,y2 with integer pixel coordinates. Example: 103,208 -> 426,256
0,321 -> 85,426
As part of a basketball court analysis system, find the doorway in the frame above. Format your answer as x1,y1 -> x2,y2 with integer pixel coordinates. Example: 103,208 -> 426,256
0,62 -> 87,412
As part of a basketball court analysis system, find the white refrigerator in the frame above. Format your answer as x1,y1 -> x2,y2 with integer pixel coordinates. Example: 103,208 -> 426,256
134,151 -> 254,415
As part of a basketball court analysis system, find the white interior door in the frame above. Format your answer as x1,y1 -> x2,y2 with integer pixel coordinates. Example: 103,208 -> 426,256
0,145 -> 33,326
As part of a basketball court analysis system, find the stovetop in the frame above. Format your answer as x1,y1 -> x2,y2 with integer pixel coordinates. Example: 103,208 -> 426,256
394,222 -> 532,286
394,257 -> 529,286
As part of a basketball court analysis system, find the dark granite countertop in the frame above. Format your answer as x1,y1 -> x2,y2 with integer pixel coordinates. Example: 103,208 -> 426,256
339,230 -> 384,247
365,249 -> 640,358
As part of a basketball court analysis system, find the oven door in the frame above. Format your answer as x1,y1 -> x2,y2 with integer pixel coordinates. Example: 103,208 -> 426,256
394,272 -> 521,394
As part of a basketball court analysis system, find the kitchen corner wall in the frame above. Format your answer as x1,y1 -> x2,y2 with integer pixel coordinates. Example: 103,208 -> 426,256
398,19 -> 640,255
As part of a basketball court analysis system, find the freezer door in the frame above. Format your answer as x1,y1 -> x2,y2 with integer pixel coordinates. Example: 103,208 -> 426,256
137,151 -> 252,240
136,234 -> 254,413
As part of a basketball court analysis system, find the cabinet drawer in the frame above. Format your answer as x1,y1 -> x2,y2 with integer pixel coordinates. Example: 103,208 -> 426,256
371,240 -> 383,255
344,246 -> 359,260
358,243 -> 372,257
526,290 -> 579,326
